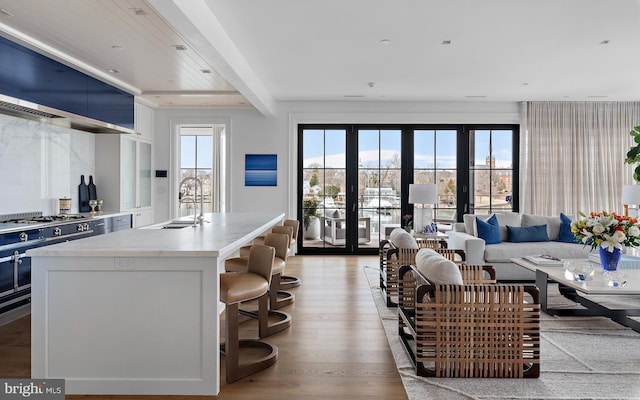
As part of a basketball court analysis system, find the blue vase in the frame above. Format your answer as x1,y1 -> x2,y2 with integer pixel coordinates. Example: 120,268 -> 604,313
599,246 -> 621,272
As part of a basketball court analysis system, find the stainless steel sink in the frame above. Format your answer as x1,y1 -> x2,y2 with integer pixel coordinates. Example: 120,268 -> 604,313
161,223 -> 193,229
144,220 -> 195,229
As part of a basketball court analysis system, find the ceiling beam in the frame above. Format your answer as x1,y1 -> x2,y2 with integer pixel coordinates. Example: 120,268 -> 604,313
148,0 -> 276,117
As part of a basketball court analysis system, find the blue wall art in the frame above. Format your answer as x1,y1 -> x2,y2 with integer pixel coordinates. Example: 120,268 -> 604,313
245,154 -> 277,186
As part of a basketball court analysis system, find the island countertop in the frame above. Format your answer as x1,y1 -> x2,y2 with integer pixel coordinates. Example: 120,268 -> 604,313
29,211 -> 285,396
27,212 -> 284,258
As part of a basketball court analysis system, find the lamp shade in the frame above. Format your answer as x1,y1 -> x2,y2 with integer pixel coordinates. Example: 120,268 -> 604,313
622,185 -> 640,205
408,184 -> 437,204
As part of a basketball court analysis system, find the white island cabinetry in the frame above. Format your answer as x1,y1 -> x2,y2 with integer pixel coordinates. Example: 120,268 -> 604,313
27,212 -> 284,396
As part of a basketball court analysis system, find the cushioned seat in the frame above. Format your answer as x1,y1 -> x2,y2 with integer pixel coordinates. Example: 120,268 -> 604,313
398,250 -> 539,378
280,219 -> 301,289
225,231 -> 293,337
220,244 -> 278,383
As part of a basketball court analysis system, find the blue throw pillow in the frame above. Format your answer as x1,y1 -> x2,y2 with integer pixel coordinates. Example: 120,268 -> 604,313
476,214 -> 501,244
558,212 -> 579,243
507,224 -> 549,243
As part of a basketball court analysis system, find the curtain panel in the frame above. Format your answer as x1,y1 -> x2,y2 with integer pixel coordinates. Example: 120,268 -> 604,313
523,102 -> 640,216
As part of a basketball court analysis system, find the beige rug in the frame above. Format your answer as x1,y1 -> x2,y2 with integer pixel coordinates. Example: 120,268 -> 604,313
364,266 -> 640,400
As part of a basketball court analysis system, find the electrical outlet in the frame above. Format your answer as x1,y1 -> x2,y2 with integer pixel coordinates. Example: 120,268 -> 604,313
114,258 -> 134,270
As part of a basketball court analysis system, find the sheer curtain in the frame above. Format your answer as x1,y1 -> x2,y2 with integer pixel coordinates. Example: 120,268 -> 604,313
522,102 -> 640,216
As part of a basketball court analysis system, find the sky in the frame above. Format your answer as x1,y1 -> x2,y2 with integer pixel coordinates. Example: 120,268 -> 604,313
302,129 -> 513,169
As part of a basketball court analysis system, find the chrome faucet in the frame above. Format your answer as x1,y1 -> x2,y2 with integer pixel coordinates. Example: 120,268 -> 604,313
179,177 -> 205,225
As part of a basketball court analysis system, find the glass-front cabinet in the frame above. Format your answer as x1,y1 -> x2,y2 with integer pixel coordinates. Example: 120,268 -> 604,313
96,135 -> 153,228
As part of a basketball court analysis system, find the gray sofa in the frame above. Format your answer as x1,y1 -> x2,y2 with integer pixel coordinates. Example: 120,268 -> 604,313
447,212 -> 593,281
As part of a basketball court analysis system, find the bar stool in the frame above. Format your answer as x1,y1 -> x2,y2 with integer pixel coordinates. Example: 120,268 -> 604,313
220,244 -> 278,383
225,231 -> 292,336
280,219 -> 301,289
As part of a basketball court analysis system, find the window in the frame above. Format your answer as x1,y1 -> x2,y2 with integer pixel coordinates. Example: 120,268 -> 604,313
178,125 -> 225,217
468,128 -> 517,215
297,124 -> 518,254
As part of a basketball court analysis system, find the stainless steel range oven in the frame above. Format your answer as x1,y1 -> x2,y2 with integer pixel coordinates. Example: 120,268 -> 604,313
0,212 -> 106,315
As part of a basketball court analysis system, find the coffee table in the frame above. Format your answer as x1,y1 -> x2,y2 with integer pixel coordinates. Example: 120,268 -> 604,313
512,257 -> 640,333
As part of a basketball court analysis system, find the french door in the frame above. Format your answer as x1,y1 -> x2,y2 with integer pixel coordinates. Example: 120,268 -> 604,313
297,124 -> 518,255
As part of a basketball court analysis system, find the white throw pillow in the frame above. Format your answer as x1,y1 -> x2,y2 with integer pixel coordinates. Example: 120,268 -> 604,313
389,228 -> 405,244
390,229 -> 418,249
415,248 -> 464,285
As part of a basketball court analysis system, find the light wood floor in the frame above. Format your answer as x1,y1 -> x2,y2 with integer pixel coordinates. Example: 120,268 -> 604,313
0,255 -> 408,400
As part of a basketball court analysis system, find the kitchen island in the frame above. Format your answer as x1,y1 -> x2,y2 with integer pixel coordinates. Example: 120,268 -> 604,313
27,212 -> 284,396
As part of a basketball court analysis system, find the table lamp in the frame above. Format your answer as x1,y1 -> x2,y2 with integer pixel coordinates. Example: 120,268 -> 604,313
621,185 -> 640,217
408,184 -> 438,232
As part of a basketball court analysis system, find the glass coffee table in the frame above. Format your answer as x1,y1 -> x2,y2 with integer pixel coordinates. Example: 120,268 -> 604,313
512,257 -> 640,333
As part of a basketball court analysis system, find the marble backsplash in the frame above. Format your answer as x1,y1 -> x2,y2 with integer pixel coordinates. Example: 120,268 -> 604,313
0,113 -> 95,216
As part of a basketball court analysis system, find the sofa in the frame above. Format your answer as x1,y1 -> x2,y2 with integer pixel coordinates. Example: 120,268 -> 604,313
447,212 -> 593,281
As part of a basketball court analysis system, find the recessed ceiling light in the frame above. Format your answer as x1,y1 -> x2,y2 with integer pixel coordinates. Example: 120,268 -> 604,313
442,40 -> 452,45
0,9 -> 14,17
172,45 -> 187,51
599,40 -> 610,45
380,39 -> 391,45
200,69 -> 211,74
107,69 -> 120,74
131,8 -> 147,16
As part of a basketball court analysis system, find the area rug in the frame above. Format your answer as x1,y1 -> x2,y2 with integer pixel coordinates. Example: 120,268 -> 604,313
364,266 -> 640,400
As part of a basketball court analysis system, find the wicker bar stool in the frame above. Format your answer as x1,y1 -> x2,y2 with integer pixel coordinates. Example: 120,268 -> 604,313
220,244 -> 278,383
225,231 -> 292,336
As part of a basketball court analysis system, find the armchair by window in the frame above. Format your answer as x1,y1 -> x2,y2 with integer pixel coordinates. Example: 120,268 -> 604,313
321,214 -> 370,245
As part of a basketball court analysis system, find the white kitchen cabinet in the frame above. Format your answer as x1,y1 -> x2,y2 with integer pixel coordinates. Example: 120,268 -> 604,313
95,135 -> 153,227
132,208 -> 154,227
134,102 -> 154,141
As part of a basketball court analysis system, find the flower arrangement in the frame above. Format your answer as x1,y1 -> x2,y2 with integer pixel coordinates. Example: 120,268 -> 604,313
403,214 -> 413,230
571,211 -> 640,252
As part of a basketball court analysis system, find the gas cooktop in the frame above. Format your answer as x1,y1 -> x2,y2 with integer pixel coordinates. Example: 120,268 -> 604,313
1,214 -> 88,224
0,211 -> 92,227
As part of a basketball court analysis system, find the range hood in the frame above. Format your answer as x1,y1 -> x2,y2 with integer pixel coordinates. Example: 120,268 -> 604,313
0,93 -> 134,134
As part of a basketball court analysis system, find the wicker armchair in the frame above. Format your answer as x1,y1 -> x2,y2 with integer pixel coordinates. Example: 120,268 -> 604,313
398,264 -> 540,378
381,242 -> 463,307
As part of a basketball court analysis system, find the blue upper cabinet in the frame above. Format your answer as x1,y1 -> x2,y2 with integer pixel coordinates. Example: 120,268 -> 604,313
0,35 -> 133,129
87,79 -> 134,130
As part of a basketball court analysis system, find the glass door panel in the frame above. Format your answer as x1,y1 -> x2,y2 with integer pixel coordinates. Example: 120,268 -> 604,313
139,141 -> 152,208
301,129 -> 347,249
358,129 -> 401,245
120,137 -> 136,210
414,129 -> 458,228
469,129 -> 514,214
179,128 -> 214,217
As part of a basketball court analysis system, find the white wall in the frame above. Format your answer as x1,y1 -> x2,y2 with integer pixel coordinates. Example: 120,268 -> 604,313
152,101 -> 522,223
0,113 -> 95,216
